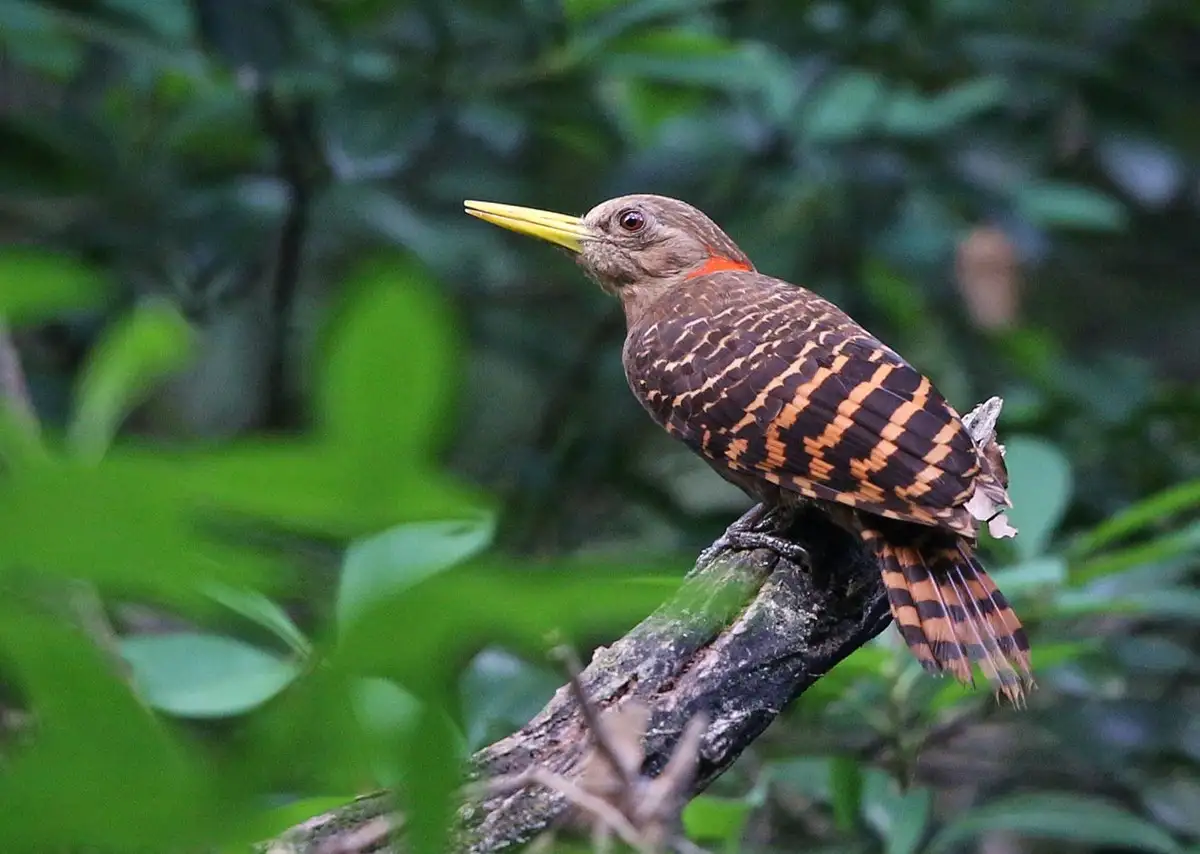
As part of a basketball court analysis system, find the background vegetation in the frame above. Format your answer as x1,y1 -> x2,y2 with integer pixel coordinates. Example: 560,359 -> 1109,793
3,0 -> 1200,851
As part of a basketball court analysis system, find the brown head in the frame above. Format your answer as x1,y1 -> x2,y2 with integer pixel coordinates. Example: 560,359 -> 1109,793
464,194 -> 754,321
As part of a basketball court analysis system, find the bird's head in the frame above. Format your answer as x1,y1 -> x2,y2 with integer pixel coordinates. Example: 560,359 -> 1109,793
465,194 -> 754,314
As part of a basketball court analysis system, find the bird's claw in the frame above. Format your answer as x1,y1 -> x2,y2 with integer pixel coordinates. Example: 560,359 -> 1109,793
712,504 -> 809,565
719,530 -> 810,565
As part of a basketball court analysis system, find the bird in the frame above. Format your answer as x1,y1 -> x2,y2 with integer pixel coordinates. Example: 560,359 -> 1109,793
464,194 -> 1033,704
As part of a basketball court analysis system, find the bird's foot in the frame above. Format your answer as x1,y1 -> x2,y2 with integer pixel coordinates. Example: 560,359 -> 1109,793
710,504 -> 810,565
721,530 -> 810,565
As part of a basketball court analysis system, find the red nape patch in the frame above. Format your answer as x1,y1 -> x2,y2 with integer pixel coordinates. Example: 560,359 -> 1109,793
686,254 -> 753,279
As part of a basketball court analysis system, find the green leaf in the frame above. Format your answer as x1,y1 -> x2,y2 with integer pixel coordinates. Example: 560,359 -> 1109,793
353,677 -> 427,788
335,563 -> 680,686
989,556 -> 1067,595
318,254 -> 460,464
883,76 -> 1008,137
337,514 -> 496,631
829,755 -> 864,832
68,301 -> 194,460
0,609 -> 224,851
121,632 -> 301,719
928,792 -> 1181,854
224,797 -> 354,853
1015,182 -> 1128,231
683,794 -> 752,850
1068,479 -> 1200,559
1072,522 -> 1200,584
101,0 -> 193,42
862,771 -> 932,854
0,247 -> 109,324
562,0 -> 629,22
461,649 -> 560,751
204,583 -> 312,657
0,451 -> 278,595
1002,437 -> 1072,560
803,69 -> 886,141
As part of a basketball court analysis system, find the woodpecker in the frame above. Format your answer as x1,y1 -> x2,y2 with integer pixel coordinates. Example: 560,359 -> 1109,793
465,194 -> 1032,703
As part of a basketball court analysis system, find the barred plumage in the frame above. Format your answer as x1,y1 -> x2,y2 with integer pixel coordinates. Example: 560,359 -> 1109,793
464,193 -> 1034,703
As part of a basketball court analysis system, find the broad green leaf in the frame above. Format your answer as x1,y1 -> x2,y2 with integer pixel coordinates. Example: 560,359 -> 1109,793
0,247 -> 109,324
1068,479 -> 1200,559
1015,182 -> 1128,231
337,514 -> 495,631
928,792 -> 1181,854
683,795 -> 752,850
204,582 -> 312,657
121,632 -> 301,718
68,301 -> 194,460
1002,437 -> 1072,560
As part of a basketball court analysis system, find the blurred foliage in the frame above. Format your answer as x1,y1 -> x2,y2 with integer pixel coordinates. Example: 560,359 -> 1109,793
2,0 -> 1200,852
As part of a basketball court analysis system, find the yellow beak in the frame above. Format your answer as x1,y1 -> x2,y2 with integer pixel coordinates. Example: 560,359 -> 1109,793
464,200 -> 589,253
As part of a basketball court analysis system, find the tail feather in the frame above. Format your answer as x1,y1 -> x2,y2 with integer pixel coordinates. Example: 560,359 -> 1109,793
860,524 -> 1033,705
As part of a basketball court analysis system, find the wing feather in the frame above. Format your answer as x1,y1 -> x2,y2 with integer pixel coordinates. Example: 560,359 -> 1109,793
624,276 -> 983,534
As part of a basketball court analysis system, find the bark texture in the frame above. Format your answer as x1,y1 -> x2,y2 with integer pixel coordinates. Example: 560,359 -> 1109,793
264,504 -> 892,854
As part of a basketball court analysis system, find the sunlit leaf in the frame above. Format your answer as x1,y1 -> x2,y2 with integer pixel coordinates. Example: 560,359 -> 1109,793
121,632 -> 302,718
928,792 -> 1181,854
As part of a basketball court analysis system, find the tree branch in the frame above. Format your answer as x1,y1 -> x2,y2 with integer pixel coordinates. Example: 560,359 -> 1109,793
264,503 -> 892,854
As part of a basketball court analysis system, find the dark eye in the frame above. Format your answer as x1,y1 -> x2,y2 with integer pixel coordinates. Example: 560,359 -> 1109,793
617,208 -> 646,233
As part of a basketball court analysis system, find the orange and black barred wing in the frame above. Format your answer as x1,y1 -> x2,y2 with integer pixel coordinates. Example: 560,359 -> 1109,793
622,271 -> 984,535
622,271 -> 1032,700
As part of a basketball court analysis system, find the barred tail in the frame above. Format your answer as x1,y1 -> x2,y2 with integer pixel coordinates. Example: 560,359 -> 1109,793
859,524 -> 1034,705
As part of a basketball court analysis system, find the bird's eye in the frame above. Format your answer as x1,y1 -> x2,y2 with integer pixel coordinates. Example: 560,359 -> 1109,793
616,209 -> 646,233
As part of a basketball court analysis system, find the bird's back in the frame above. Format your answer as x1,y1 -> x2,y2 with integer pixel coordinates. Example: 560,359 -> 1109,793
621,271 -> 997,538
